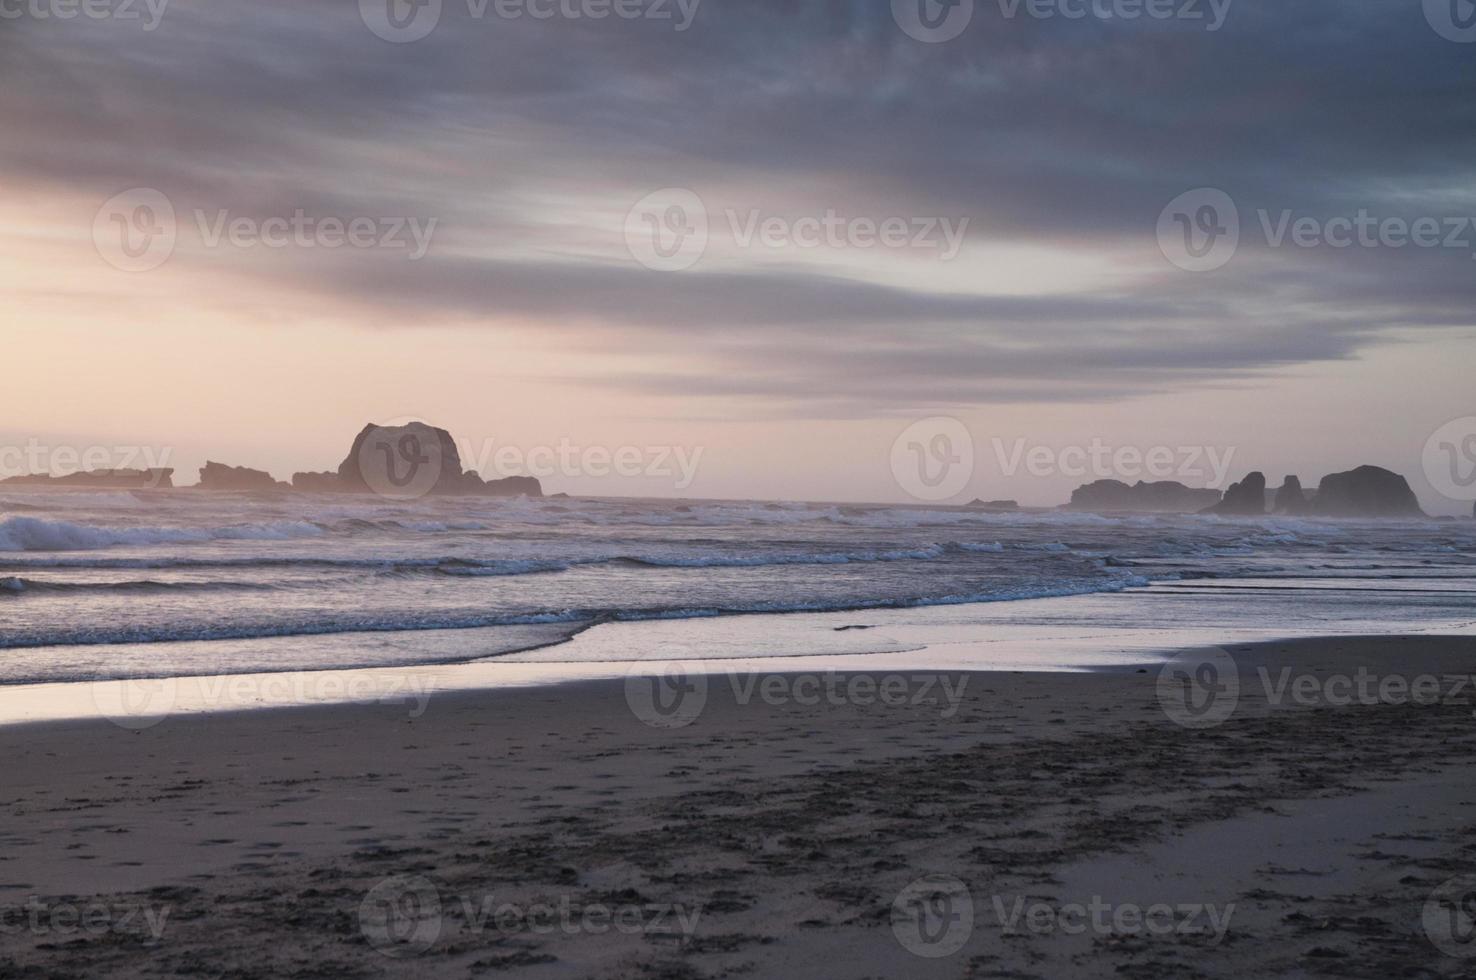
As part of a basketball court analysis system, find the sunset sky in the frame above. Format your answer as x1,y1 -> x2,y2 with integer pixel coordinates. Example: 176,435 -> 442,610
3,0 -> 1473,510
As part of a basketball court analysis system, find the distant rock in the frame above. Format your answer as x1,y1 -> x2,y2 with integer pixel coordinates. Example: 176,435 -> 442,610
460,471 -> 543,498
1208,472 -> 1267,516
337,422 -> 542,498
0,469 -> 173,490
196,461 -> 288,492
1310,466 -> 1424,518
1065,480 -> 1221,514
1,422 -> 546,499
1272,476 -> 1309,515
291,471 -> 345,493
338,422 -> 461,496
966,499 -> 1020,512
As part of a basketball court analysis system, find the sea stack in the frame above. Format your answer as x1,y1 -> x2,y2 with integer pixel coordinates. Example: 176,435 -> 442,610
196,462 -> 289,492
1210,472 -> 1267,516
337,421 -> 542,498
1273,476 -> 1308,515
1310,465 -> 1423,518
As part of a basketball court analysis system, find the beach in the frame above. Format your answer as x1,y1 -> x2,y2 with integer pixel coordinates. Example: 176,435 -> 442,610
4,634 -> 1475,978
9,1 -> 1476,975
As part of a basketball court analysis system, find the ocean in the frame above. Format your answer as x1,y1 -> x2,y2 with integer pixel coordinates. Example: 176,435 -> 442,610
1,489 -> 1474,686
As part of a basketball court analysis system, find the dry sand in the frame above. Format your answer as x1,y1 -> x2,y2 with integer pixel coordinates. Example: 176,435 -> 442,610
2,635 -> 1476,978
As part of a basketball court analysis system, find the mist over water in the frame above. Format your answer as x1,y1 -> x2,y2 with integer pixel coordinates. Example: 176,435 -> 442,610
1,489 -> 1473,684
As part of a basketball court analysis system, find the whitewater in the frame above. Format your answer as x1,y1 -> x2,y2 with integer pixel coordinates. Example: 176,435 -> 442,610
1,488 -> 1473,684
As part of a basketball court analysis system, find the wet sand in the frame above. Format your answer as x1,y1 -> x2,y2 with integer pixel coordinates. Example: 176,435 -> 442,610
2,635 -> 1475,978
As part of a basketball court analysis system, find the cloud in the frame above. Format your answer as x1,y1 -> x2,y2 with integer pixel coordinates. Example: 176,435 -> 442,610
4,0 -> 1474,414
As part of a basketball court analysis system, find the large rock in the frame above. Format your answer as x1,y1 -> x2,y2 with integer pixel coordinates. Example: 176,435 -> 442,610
1310,466 -> 1424,518
1273,476 -> 1309,515
337,422 -> 542,498
0,469 -> 173,490
1065,480 -> 1221,514
337,422 -> 465,497
196,461 -> 288,491
1208,472 -> 1267,516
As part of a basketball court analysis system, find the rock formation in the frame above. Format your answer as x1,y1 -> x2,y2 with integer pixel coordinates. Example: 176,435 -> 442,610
1065,480 -> 1221,514
1046,464 -> 1435,519
966,499 -> 1020,512
1273,476 -> 1309,515
336,422 -> 464,496
0,469 -> 174,489
1309,465 -> 1423,518
196,461 -> 288,491
335,422 -> 541,498
460,471 -> 543,498
1208,472 -> 1267,516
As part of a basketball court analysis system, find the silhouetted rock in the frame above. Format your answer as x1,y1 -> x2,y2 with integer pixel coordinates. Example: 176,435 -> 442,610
1065,480 -> 1221,513
1273,476 -> 1309,515
1209,472 -> 1267,516
338,422 -> 460,496
0,469 -> 173,490
459,470 -> 543,498
337,422 -> 541,498
1310,466 -> 1424,518
966,499 -> 1020,512
196,461 -> 288,491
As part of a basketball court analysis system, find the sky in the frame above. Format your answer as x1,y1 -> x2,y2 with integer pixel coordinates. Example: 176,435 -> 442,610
2,0 -> 1474,511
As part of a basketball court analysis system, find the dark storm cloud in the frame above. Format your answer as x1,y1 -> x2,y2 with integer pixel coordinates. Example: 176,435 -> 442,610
4,0 -> 1473,410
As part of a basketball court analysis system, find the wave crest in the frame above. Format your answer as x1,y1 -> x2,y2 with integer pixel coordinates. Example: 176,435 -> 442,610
0,516 -> 324,552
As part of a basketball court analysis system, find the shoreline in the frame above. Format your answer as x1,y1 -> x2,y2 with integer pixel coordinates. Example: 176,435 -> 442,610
2,635 -> 1475,977
5,579 -> 1476,728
